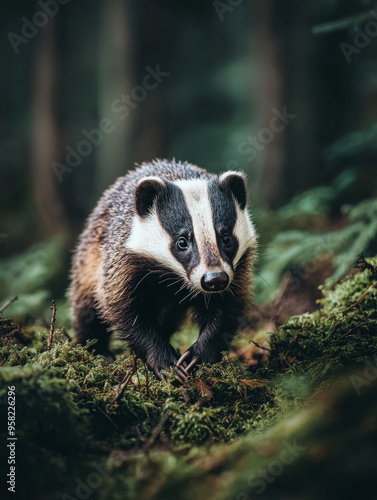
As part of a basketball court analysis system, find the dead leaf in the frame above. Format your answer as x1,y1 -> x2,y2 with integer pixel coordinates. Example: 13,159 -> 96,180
194,379 -> 214,399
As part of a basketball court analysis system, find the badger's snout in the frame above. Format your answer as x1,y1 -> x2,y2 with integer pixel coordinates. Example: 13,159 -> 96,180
201,271 -> 229,292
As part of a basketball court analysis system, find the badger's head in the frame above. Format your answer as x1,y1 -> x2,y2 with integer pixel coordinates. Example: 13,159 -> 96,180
126,171 -> 256,294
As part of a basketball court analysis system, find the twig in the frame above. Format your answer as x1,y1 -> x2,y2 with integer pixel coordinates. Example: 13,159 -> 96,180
226,353 -> 237,378
113,367 -> 134,403
0,296 -> 18,315
335,314 -> 371,342
323,280 -> 377,319
96,405 -> 119,431
143,410 -> 171,453
47,300 -> 57,351
132,353 -> 141,388
345,281 -> 377,312
227,408 -> 239,429
109,364 -> 121,379
143,361 -> 150,396
249,339 -> 272,352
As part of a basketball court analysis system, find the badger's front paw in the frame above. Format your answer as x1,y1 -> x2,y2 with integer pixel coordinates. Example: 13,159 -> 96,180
176,341 -> 223,374
147,345 -> 188,383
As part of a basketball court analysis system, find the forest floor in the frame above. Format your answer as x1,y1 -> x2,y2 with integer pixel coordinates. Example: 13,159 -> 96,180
1,255 -> 377,500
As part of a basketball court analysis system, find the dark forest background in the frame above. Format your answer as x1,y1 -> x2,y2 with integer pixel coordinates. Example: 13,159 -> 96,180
1,0 -> 377,318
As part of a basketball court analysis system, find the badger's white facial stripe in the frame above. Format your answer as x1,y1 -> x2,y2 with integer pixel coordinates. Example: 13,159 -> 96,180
126,207 -> 186,279
175,179 -> 220,267
233,205 -> 256,266
175,179 -> 233,290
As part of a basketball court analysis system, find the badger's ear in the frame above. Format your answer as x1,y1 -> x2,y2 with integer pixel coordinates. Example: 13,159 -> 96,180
219,171 -> 247,210
135,176 -> 165,217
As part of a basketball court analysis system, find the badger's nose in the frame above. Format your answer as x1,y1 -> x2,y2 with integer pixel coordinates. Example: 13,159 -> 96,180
201,271 -> 229,292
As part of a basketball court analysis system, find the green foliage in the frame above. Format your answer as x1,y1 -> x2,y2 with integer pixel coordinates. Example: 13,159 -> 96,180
312,7 -> 376,35
254,189 -> 377,303
0,237 -> 71,325
325,122 -> 377,165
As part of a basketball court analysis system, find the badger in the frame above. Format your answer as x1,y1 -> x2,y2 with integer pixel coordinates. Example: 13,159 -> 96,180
69,159 -> 256,382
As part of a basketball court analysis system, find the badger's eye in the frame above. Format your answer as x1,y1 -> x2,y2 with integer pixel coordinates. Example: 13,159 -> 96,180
222,233 -> 231,247
177,236 -> 189,250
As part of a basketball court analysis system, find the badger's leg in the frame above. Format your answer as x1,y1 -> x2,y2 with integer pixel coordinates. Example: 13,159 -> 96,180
177,299 -> 241,372
73,299 -> 113,358
70,237 -> 113,356
121,315 -> 188,382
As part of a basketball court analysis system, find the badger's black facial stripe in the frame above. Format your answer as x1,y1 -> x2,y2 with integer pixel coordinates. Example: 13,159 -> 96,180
156,182 -> 200,274
208,177 -> 239,264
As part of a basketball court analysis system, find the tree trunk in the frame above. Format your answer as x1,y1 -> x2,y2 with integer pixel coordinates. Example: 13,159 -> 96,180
31,20 -> 69,238
97,0 -> 134,192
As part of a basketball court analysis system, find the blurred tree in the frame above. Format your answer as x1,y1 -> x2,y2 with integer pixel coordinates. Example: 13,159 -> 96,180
31,19 -> 70,239
97,0 -> 133,192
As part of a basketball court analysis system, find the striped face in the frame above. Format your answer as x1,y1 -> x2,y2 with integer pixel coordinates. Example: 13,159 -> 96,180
126,171 -> 256,293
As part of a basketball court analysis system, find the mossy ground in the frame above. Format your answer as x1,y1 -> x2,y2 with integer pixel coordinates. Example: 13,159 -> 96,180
0,258 -> 377,500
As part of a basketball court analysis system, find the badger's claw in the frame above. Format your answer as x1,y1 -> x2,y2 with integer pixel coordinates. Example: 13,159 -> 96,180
154,370 -> 165,382
176,350 -> 192,368
176,350 -> 200,375
185,356 -> 200,372
175,366 -> 189,380
176,340 -> 223,375
175,373 -> 185,384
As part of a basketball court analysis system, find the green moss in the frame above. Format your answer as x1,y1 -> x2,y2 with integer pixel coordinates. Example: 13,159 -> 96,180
1,258 -> 377,499
259,257 -> 377,386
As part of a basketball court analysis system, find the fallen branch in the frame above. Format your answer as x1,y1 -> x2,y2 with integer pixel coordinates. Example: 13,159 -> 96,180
0,296 -> 18,315
47,300 -> 57,351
